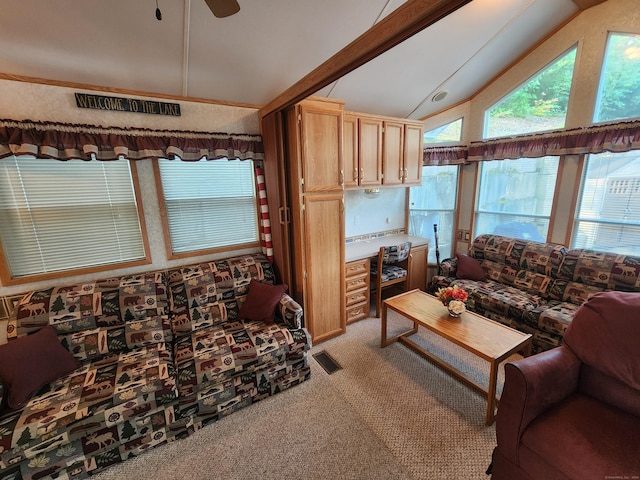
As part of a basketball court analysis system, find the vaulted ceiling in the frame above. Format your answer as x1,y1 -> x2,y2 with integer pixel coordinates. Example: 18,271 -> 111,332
0,0 -> 602,120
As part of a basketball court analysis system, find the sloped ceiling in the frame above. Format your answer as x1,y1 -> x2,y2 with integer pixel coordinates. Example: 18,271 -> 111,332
0,0 -> 584,119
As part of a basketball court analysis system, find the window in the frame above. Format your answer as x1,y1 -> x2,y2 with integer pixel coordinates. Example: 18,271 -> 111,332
0,156 -> 147,282
423,118 -> 462,144
409,165 -> 459,263
474,157 -> 559,242
572,150 -> 640,255
156,159 -> 259,256
594,32 -> 640,123
484,47 -> 577,138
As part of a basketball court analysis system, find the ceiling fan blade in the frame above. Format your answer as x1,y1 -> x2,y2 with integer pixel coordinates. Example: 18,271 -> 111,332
204,0 -> 240,18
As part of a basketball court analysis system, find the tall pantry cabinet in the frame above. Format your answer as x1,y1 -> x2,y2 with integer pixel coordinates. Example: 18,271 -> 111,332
284,97 -> 346,343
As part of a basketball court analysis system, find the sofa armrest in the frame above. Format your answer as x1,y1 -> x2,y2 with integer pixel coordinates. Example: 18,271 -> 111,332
275,293 -> 304,330
439,257 -> 457,277
496,346 -> 581,464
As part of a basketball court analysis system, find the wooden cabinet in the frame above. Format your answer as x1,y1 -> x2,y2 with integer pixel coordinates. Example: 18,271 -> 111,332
382,120 -> 424,186
304,193 -> 346,341
285,97 -> 346,344
358,116 -> 383,186
408,244 -> 429,291
345,113 -> 424,189
299,100 -> 344,193
345,258 -> 370,324
343,114 -> 358,188
343,113 -> 383,188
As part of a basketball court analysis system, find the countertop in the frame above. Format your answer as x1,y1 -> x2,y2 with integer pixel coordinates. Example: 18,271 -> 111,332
345,234 -> 430,263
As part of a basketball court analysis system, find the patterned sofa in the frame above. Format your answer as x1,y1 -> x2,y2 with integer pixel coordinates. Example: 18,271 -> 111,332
432,234 -> 640,353
0,253 -> 311,480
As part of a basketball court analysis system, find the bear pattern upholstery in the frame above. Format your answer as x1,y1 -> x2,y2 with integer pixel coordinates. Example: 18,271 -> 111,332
0,253 -> 311,480
432,234 -> 640,353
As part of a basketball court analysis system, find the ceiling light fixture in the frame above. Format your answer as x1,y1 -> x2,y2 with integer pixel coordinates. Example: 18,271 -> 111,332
431,90 -> 448,102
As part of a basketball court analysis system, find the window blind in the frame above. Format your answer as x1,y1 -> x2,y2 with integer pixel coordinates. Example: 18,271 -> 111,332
474,156 -> 559,241
157,159 -> 258,254
0,156 -> 146,278
573,151 -> 640,255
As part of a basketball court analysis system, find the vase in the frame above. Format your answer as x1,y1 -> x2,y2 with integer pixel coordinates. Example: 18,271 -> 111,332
446,304 -> 464,317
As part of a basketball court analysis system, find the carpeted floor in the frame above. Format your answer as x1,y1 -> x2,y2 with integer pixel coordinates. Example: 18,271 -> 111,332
93,311 -> 520,480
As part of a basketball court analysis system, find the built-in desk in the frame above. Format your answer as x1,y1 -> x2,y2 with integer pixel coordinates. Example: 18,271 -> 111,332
344,235 -> 429,323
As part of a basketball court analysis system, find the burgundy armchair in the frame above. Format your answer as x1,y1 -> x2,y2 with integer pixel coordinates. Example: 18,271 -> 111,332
490,291 -> 640,480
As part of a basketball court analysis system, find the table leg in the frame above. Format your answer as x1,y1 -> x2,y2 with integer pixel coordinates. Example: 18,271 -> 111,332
486,360 -> 498,425
381,304 -> 388,347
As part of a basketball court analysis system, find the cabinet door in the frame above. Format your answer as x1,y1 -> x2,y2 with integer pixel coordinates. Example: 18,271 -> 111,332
403,123 -> 424,185
358,117 -> 383,186
343,114 -> 358,188
303,193 -> 346,342
299,103 -> 343,193
408,244 -> 429,291
382,120 -> 405,185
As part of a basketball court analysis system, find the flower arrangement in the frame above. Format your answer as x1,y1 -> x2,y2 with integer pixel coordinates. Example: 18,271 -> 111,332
435,285 -> 469,317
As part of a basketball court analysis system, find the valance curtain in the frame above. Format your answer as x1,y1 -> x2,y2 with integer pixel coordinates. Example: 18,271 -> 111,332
0,119 -> 264,161
423,119 -> 640,165
422,145 -> 467,166
0,118 -> 273,260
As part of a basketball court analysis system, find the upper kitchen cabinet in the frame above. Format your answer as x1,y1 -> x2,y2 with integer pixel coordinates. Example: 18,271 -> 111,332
343,113 -> 383,188
298,98 -> 344,193
344,112 -> 424,189
382,120 -> 424,186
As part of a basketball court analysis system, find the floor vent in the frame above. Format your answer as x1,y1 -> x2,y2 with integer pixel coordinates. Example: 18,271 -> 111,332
313,351 -> 342,374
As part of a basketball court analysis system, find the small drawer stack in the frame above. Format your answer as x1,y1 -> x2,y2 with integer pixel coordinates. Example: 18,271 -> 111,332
345,258 -> 370,323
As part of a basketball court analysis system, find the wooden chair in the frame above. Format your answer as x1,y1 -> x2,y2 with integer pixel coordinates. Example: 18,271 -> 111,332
370,242 -> 412,318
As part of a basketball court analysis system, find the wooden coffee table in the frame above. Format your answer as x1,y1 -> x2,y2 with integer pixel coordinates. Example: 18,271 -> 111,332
381,289 -> 532,425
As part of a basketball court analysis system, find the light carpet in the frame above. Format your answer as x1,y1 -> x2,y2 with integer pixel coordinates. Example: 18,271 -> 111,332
93,312 -> 521,480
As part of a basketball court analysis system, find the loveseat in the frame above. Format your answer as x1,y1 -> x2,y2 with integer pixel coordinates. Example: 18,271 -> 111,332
0,253 -> 311,480
490,291 -> 640,479
432,234 -> 640,353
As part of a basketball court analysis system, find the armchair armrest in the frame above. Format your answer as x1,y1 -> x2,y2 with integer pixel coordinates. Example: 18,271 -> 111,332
275,293 -> 304,330
496,346 -> 581,463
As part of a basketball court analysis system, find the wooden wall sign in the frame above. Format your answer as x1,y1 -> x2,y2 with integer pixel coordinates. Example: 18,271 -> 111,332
75,93 -> 181,116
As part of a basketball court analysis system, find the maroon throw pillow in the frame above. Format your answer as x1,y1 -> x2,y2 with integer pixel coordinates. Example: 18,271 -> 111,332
0,325 -> 80,410
238,280 -> 287,324
455,253 -> 485,281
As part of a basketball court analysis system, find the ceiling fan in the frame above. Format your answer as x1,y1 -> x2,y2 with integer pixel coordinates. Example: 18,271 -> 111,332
204,0 -> 240,18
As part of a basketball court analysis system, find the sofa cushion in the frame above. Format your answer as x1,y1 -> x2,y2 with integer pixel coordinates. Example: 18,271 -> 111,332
238,280 -> 287,324
558,249 -> 640,292
7,272 -> 169,340
58,315 -> 173,361
167,254 -> 276,337
536,301 -> 579,337
0,343 -> 178,457
512,270 -> 553,297
173,320 -> 311,397
0,325 -> 80,410
455,253 -> 484,280
546,279 -> 604,304
521,394 -> 640,479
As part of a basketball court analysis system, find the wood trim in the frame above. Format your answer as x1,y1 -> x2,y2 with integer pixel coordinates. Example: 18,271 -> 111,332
547,157 -> 565,243
258,0 -> 473,119
152,159 -> 261,261
0,161 -> 153,286
0,72 -> 262,111
571,0 -> 607,9
564,153 -> 587,247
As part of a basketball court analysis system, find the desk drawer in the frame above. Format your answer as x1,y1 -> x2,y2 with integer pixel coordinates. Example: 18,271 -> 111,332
346,288 -> 368,307
346,272 -> 368,292
346,301 -> 369,324
346,258 -> 369,277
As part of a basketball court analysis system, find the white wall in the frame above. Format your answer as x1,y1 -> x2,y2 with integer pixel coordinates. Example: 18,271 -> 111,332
344,188 -> 407,238
0,78 -> 261,297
